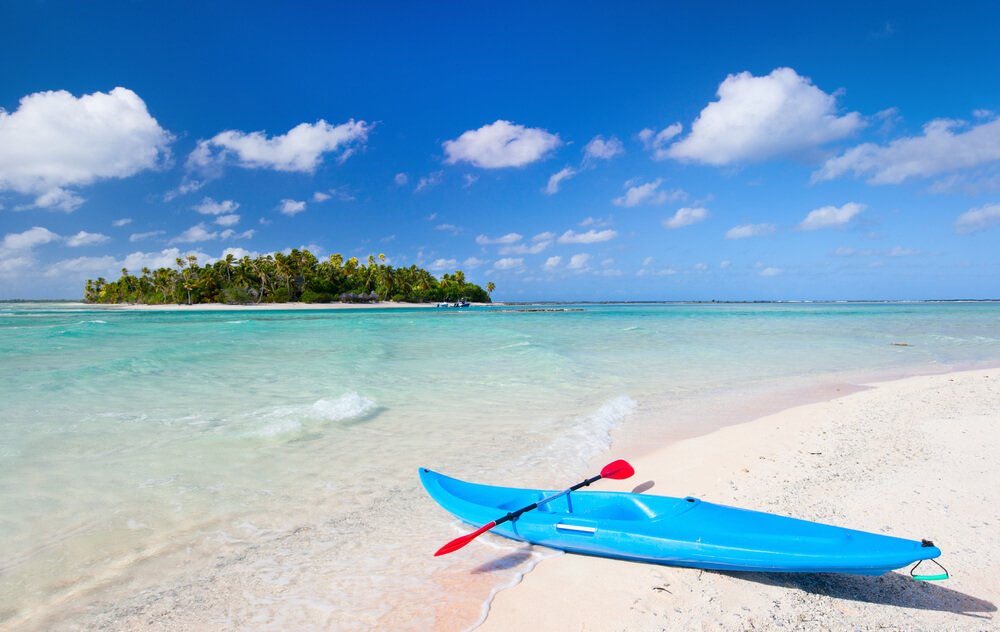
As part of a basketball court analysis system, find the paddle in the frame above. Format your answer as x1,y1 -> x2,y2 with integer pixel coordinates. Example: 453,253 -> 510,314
434,459 -> 635,556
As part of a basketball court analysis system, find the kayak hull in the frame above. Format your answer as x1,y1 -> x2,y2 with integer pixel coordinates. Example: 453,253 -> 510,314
420,468 -> 941,575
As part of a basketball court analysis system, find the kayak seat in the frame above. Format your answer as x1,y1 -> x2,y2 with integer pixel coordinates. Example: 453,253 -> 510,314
569,494 -> 662,521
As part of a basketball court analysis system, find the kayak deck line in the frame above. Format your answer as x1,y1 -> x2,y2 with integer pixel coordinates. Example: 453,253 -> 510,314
420,468 -> 945,577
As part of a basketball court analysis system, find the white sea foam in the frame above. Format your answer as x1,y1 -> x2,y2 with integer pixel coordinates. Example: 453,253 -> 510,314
525,395 -> 638,473
252,393 -> 378,437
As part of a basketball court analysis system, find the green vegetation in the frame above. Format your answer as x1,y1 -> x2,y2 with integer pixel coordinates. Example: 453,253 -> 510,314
83,250 -> 493,305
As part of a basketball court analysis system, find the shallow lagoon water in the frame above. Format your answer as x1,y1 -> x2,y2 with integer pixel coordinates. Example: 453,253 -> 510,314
1,302 -> 998,629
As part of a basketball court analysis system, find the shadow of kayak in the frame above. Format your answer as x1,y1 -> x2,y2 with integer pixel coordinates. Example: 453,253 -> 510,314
716,569 -> 997,618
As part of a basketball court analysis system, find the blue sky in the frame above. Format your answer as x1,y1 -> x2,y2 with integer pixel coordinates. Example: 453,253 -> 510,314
2,1 -> 999,301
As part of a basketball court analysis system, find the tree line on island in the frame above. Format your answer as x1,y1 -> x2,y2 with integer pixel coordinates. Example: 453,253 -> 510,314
83,250 -> 495,305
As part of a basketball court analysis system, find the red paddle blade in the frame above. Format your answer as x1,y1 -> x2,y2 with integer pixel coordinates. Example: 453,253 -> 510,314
600,459 -> 634,480
434,521 -> 497,556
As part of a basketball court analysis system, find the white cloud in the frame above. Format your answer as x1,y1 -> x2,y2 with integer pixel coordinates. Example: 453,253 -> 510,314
543,256 -> 562,271
394,172 -> 409,186
462,256 -> 485,269
759,267 -> 783,277
45,247 -> 214,280
463,174 -> 479,188
583,135 -> 624,163
215,214 -> 241,226
170,224 -> 218,244
278,199 -> 307,216
428,258 -> 458,271
1,226 -> 60,252
65,231 -> 109,247
544,166 -> 577,194
613,178 -> 683,207
663,207 -> 709,229
189,119 -> 369,175
725,223 -> 776,239
814,117 -> 1000,184
443,120 -> 560,168
667,67 -> 862,165
955,203 -> 1000,234
129,230 -> 165,243
499,239 -> 552,255
799,202 -> 865,230
533,231 -> 555,241
557,229 -> 617,244
720,260 -> 731,269
435,223 -> 462,235
193,197 -> 239,215
638,123 -> 683,160
493,257 -> 524,270
476,232 -> 523,245
0,87 -> 172,211
313,191 -> 331,202
112,218 -> 132,227
415,171 -> 443,192
567,253 -> 591,271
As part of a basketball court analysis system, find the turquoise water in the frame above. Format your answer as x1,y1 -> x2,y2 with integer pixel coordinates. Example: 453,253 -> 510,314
1,302 -> 999,630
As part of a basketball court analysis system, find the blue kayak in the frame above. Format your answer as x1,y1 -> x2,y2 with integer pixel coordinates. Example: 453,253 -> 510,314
420,468 -> 942,575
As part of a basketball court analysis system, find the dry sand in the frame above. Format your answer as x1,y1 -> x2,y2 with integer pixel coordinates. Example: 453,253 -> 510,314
477,368 -> 999,631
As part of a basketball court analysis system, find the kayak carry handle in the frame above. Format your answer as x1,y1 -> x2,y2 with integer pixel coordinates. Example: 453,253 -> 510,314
910,557 -> 949,582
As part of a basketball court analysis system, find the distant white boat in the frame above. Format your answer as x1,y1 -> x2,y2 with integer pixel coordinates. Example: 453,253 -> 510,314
436,299 -> 471,308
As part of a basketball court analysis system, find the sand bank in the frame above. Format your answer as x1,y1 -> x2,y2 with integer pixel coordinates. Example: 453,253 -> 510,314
90,301 -> 492,311
478,369 -> 999,631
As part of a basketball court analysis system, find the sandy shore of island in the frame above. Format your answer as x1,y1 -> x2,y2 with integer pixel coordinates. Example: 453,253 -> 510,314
82,301 -> 493,311
478,368 -> 1000,631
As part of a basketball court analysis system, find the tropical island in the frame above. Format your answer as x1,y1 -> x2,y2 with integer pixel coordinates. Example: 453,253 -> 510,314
83,249 -> 493,305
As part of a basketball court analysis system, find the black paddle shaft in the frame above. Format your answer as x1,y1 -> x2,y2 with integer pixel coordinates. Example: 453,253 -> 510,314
495,473 -> 604,527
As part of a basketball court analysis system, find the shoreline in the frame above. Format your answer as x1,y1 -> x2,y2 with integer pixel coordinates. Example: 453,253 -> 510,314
476,368 -> 1000,631
69,301 -> 494,311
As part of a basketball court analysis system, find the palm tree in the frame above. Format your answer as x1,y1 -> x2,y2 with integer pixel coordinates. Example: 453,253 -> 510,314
486,281 -> 495,297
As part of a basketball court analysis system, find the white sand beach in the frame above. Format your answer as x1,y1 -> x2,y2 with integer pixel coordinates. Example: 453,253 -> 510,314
91,301 -> 449,311
479,369 -> 1000,631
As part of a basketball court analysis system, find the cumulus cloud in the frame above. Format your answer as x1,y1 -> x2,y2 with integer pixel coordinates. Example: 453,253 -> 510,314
583,135 -> 624,164
814,117 -> 1000,184
476,232 -> 523,245
0,87 -> 172,211
612,178 -> 683,207
759,267 -> 783,277
435,223 -> 462,235
193,197 -> 239,215
0,226 -> 60,276
543,256 -> 562,271
567,253 -> 591,271
188,119 -> 369,175
462,256 -> 485,269
313,191 -> 331,202
394,172 -> 409,186
499,239 -> 552,255
493,257 -> 524,271
725,223 -> 776,239
667,67 -> 862,165
215,214 -> 241,227
428,258 -> 458,271
663,207 -> 709,229
278,199 -> 307,216
169,224 -> 253,244
112,218 -> 132,227
557,229 -> 617,244
65,231 -> 109,247
45,247 -> 213,280
638,123 -> 683,160
799,202 -> 865,230
954,203 -> 1000,234
544,166 -> 577,194
444,120 -> 560,168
